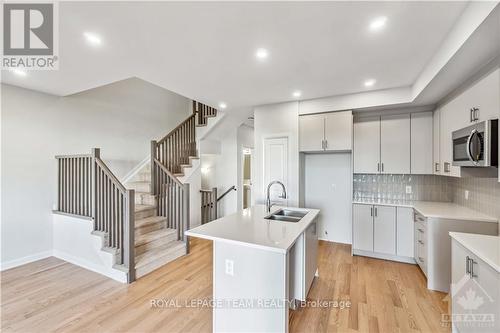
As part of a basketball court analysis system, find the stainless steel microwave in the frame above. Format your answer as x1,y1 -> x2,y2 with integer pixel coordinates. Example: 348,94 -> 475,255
452,119 -> 498,167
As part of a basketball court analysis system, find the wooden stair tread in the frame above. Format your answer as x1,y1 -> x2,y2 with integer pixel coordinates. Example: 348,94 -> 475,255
135,241 -> 185,268
135,228 -> 177,247
135,216 -> 167,229
134,204 -> 155,212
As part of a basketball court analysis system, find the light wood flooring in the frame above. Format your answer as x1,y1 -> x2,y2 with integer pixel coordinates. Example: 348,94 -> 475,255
1,239 -> 450,332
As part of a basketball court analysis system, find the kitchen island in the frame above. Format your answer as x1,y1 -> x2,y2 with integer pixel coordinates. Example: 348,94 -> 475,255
185,205 -> 320,333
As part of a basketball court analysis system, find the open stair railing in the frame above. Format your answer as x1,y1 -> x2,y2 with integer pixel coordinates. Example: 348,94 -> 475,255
55,148 -> 135,282
200,185 -> 236,224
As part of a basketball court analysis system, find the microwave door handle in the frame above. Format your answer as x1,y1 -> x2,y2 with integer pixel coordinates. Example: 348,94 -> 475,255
466,129 -> 479,166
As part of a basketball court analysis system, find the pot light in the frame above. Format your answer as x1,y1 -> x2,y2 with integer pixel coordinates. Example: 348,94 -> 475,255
369,16 -> 387,31
364,79 -> 376,87
83,32 -> 102,46
292,90 -> 302,98
11,69 -> 27,77
218,102 -> 227,109
255,48 -> 269,60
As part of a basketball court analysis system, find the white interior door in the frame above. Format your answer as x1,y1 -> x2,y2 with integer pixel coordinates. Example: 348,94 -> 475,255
380,114 -> 410,174
263,137 -> 288,206
373,205 -> 396,255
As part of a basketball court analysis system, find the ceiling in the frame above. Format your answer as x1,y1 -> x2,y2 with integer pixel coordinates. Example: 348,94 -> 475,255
1,2 -> 475,108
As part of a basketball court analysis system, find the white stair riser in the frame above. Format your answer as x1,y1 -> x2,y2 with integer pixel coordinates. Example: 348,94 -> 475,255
136,247 -> 186,278
134,193 -> 156,206
128,182 -> 151,193
135,232 -> 178,256
135,221 -> 166,236
134,208 -> 156,220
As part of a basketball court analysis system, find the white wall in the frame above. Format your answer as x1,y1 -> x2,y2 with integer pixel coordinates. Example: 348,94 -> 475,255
254,102 -> 299,207
237,124 -> 254,210
303,153 -> 352,244
215,128 -> 239,217
1,79 -> 191,267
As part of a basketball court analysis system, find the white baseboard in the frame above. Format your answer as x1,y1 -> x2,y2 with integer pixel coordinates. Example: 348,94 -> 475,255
0,250 -> 53,271
52,249 -> 127,283
352,249 -> 416,264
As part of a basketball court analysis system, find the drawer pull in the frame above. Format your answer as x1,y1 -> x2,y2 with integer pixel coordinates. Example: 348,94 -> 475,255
418,240 -> 424,245
418,228 -> 424,233
418,257 -> 424,263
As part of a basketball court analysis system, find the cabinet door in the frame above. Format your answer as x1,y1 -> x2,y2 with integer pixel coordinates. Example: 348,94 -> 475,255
381,114 -> 410,174
373,205 -> 396,255
468,68 -> 500,122
353,117 -> 380,173
439,102 -> 462,177
411,112 -> 433,174
304,221 -> 318,297
352,204 -> 373,252
299,114 -> 324,152
396,207 -> 414,258
324,111 -> 352,151
433,108 -> 441,175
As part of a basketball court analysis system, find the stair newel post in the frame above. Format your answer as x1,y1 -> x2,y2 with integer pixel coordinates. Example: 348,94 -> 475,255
182,183 -> 190,253
91,148 -> 100,230
150,140 -> 157,196
212,187 -> 218,221
124,189 -> 136,283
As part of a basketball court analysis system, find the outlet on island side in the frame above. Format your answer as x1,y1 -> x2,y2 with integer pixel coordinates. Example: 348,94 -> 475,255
465,190 -> 469,200
225,259 -> 234,276
405,186 -> 412,194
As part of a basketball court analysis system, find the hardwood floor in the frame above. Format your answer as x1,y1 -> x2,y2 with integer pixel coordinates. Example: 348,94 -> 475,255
1,239 -> 449,332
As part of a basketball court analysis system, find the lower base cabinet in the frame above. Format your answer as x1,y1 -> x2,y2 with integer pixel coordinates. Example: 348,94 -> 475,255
353,203 -> 414,263
451,239 -> 499,333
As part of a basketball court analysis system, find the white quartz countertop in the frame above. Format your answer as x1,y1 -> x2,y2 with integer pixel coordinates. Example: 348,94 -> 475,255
450,232 -> 500,273
352,199 -> 498,223
185,205 -> 320,254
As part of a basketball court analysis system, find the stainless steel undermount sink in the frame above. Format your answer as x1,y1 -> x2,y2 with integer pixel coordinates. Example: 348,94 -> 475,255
264,209 -> 307,223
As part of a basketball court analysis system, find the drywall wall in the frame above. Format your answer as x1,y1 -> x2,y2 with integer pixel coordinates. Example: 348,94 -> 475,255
215,128 -> 238,217
1,79 -> 191,268
303,153 -> 352,244
254,102 -> 299,207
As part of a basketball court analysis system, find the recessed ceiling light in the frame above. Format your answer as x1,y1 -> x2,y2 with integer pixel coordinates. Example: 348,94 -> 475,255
218,102 -> 227,109
83,32 -> 102,46
369,16 -> 387,31
255,48 -> 269,60
292,90 -> 302,98
11,69 -> 27,77
364,79 -> 376,87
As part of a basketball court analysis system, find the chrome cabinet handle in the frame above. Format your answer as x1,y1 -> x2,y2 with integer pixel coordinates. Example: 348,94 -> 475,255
381,163 -> 384,172
418,228 -> 424,233
418,257 -> 424,263
444,162 -> 450,173
370,207 -> 373,217
472,107 -> 479,121
435,162 -> 440,172
324,140 -> 328,150
466,256 -> 470,275
470,258 -> 477,278
377,163 -> 380,172
470,108 -> 473,122
418,240 -> 424,245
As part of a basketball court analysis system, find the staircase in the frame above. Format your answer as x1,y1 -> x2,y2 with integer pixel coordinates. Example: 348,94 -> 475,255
123,101 -> 218,279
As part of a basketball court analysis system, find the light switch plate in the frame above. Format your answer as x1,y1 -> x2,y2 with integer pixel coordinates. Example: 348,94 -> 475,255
405,186 -> 412,194
225,259 -> 234,276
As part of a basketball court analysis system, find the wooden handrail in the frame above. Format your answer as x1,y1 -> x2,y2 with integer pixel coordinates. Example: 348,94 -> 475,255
157,114 -> 196,144
95,157 -> 127,193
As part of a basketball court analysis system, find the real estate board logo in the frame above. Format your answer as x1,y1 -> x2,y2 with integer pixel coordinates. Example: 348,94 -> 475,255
2,1 -> 58,69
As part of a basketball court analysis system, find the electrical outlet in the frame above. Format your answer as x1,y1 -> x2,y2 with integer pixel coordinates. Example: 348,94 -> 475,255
406,186 -> 412,194
225,259 -> 234,276
465,190 -> 469,200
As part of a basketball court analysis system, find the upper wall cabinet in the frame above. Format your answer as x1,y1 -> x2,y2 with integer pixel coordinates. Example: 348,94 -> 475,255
433,108 -> 441,175
381,114 -> 411,174
410,112 -> 433,174
299,110 -> 352,152
353,116 -> 380,173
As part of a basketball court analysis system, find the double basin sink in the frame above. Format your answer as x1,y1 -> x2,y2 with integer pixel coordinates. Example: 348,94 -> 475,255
264,209 -> 307,223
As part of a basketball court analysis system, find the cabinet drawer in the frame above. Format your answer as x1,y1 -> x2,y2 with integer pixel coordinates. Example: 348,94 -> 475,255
414,211 -> 427,223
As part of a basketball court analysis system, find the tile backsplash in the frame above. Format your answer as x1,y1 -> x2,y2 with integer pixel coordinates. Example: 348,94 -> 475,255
353,174 -> 500,219
353,174 -> 452,202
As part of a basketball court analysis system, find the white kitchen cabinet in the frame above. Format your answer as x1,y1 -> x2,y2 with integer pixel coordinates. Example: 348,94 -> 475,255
373,205 -> 396,254
396,207 -> 414,258
410,112 -> 433,174
432,108 -> 441,175
352,204 -> 373,252
353,116 -> 380,173
299,113 -> 324,152
380,114 -> 411,174
324,111 -> 352,151
299,111 -> 352,152
439,101 -> 462,177
304,221 -> 318,297
465,68 -> 500,123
